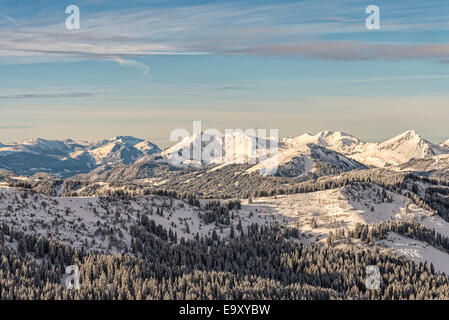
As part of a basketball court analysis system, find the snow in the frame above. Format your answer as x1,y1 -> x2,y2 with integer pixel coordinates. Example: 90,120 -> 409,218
89,142 -> 119,161
0,186 -> 286,254
162,131 -> 277,167
247,144 -> 314,175
0,136 -> 160,165
165,129 -> 449,175
399,154 -> 449,173
0,187 -> 213,252
246,183 -> 444,234
246,136 -> 364,176
282,130 -> 449,168
349,130 -> 449,167
135,140 -> 159,153
242,183 -> 449,269
380,233 -> 449,275
286,130 -> 362,154
3,179 -> 449,275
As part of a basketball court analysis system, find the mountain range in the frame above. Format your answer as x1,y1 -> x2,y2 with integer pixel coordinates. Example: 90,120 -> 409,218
291,130 -> 449,167
1,130 -> 448,179
0,136 -> 160,178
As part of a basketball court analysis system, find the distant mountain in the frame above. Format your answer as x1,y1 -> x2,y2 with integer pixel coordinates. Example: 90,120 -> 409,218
349,130 -> 449,167
81,131 -> 366,183
0,136 -> 161,178
2,130 -> 448,179
295,130 -> 449,168
248,142 -> 367,178
160,131 -> 365,177
89,130 -> 449,181
287,131 -> 363,154
84,136 -> 160,166
161,131 -> 276,167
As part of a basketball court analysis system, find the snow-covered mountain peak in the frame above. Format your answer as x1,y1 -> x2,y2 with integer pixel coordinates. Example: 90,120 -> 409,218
347,130 -> 449,168
316,130 -> 362,147
0,136 -> 161,178
280,130 -> 449,168
379,130 -> 443,154
382,130 -> 421,145
109,136 -> 144,146
162,130 -> 276,167
1,130 -> 448,178
14,137 -> 74,154
20,137 -> 46,145
247,142 -> 366,177
286,130 -> 363,154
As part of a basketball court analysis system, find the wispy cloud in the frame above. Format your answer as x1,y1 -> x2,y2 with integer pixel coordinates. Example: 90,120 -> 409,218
110,56 -> 149,75
1,0 -> 449,66
234,41 -> 449,61
0,92 -> 96,99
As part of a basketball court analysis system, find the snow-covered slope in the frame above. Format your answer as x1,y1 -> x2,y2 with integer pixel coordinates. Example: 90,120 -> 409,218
2,130 -> 447,179
0,186 -> 283,253
85,136 -> 161,165
379,233 -> 449,276
0,186 -> 206,252
296,130 -> 449,168
246,182 -> 449,274
0,136 -> 161,178
287,131 -> 363,154
87,141 -> 142,166
399,154 -> 449,181
160,129 -> 449,176
247,183 -> 443,237
162,131 -> 365,177
255,128 -> 449,176
247,141 -> 366,177
135,140 -> 160,154
162,131 -> 276,167
352,130 -> 449,167
400,154 -> 449,171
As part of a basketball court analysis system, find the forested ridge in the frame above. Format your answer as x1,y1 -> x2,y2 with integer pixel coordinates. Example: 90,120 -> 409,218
1,219 -> 449,300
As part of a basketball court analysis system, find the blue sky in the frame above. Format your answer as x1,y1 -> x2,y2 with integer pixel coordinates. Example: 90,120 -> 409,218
1,0 -> 449,147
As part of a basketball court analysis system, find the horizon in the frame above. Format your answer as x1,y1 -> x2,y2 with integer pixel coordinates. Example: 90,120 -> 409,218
1,128 -> 448,149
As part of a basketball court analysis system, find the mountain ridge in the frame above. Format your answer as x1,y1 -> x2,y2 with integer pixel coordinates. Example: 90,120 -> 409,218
288,130 -> 449,168
0,136 -> 161,178
1,130 -> 449,179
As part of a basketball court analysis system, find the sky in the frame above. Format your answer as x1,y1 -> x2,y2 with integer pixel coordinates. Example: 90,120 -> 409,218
1,0 -> 449,148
